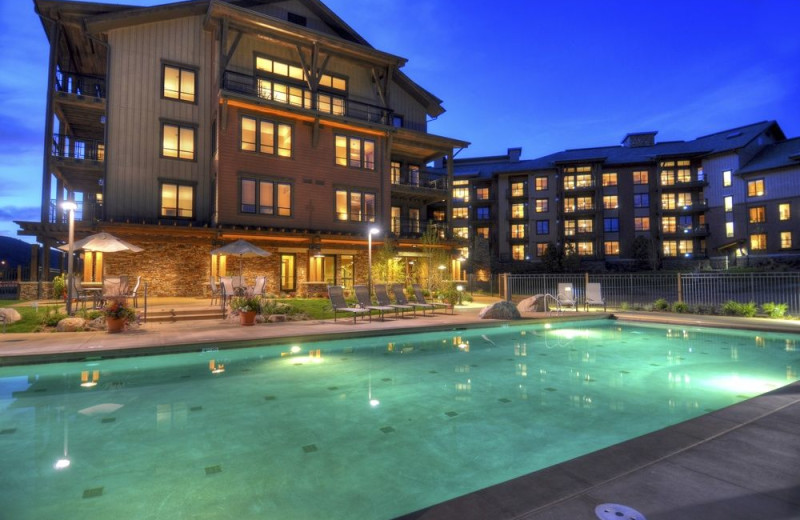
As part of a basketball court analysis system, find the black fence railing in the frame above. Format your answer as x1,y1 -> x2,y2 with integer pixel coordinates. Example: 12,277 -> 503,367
391,170 -> 448,191
389,219 -> 450,239
48,199 -> 104,224
55,70 -> 106,98
52,134 -> 105,161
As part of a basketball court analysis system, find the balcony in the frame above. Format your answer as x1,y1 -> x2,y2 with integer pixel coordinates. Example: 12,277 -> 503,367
55,70 -> 106,99
391,171 -> 448,203
659,179 -> 708,191
223,70 -> 392,126
661,201 -> 708,214
389,218 -> 449,239
48,199 -> 103,224
52,135 -> 104,162
663,224 -> 710,237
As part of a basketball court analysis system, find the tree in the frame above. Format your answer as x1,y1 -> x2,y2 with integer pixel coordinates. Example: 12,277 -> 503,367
562,243 -> 581,272
541,242 -> 561,272
420,227 -> 451,292
373,236 -> 404,284
632,236 -> 659,270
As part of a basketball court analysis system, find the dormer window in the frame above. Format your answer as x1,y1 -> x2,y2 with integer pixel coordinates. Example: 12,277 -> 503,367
288,12 -> 307,26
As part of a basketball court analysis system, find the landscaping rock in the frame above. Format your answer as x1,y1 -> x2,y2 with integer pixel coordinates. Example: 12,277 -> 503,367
56,317 -> 86,332
517,295 -> 548,312
478,301 -> 521,320
0,308 -> 22,324
268,314 -> 287,322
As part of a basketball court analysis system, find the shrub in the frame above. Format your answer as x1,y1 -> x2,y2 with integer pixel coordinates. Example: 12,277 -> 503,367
619,301 -> 630,311
762,302 -> 788,319
721,300 -> 757,317
672,301 -> 690,313
52,274 -> 67,300
41,308 -> 68,327
653,298 -> 670,311
229,296 -> 262,314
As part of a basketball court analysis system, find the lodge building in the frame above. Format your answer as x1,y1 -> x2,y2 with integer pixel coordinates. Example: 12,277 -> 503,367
19,0 -> 469,296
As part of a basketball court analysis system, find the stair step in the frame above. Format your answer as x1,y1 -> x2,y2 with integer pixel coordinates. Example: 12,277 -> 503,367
144,308 -> 225,323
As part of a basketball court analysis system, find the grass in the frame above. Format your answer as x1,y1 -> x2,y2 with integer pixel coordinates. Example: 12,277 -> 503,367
272,298 -> 333,320
1,300 -> 66,333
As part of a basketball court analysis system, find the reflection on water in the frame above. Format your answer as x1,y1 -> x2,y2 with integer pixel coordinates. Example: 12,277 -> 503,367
1,320 -> 798,520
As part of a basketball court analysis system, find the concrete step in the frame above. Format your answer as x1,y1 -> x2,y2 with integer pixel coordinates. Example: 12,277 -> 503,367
144,308 -> 225,323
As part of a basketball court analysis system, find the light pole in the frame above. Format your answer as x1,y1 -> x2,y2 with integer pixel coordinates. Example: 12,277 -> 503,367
367,227 -> 380,294
61,201 -> 77,315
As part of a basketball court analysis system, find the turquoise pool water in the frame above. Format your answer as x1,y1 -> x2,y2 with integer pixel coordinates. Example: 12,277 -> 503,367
1,319 -> 798,519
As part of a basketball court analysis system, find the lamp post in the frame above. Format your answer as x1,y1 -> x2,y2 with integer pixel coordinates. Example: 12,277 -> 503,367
367,227 -> 380,294
61,201 -> 77,315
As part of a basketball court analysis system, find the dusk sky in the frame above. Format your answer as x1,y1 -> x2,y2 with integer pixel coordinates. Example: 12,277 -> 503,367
1,0 -> 799,242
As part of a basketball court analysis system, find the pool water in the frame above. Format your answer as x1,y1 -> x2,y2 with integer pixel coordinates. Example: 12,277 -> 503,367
1,319 -> 798,519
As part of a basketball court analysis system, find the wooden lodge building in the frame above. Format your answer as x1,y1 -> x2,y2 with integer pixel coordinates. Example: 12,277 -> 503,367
20,0 -> 469,297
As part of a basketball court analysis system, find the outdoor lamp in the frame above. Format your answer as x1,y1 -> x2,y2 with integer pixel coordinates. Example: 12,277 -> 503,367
61,201 -> 78,315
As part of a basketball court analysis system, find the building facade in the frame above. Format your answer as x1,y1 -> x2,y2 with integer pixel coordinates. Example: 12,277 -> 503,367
20,0 -> 468,296
451,122 -> 800,270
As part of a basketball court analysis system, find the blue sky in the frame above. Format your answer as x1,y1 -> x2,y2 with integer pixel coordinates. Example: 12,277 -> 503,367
2,0 -> 799,242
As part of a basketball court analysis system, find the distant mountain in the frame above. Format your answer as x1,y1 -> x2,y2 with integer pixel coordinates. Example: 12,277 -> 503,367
0,236 -> 62,269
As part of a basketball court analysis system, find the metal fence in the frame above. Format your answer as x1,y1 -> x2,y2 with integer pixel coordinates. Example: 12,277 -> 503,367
501,272 -> 800,314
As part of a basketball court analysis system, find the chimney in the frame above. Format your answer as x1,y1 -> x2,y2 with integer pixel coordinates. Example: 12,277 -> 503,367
507,147 -> 522,162
621,132 -> 657,148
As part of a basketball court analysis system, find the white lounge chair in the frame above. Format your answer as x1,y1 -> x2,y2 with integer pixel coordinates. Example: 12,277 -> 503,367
556,283 -> 578,312
585,282 -> 606,311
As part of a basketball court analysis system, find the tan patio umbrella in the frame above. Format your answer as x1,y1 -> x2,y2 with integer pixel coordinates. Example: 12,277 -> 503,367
210,239 -> 270,280
58,232 -> 144,253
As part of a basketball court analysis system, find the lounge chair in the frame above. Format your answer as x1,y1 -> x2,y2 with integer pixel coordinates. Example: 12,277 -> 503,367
220,276 -> 235,308
585,282 -> 606,311
354,285 -> 396,320
251,276 -> 266,298
327,285 -> 371,323
374,284 -> 414,318
556,283 -> 578,312
209,276 -> 221,306
412,284 -> 452,314
126,275 -> 141,308
392,284 -> 434,316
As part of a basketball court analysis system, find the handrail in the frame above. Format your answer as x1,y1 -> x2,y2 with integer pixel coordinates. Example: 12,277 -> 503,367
543,293 -> 561,316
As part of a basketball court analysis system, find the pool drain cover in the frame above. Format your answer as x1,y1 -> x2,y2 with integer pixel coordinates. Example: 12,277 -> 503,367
595,503 -> 646,520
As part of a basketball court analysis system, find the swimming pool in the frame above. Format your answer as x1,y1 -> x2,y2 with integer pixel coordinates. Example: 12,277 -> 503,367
1,319 -> 798,519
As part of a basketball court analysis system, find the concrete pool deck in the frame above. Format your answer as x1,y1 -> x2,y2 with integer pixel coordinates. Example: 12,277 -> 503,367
2,300 -> 799,519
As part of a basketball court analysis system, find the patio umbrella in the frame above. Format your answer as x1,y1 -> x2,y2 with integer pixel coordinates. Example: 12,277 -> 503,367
58,232 -> 144,253
210,239 -> 270,279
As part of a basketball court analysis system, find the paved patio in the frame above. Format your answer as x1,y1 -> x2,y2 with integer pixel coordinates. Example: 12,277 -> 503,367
1,300 -> 799,519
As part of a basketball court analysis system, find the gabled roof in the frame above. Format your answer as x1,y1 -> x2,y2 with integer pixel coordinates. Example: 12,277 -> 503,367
736,137 -> 800,175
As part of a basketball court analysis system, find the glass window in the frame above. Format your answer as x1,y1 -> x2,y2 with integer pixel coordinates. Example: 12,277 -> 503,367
603,195 -> 618,209
476,187 -> 490,200
535,198 -> 549,213
511,203 -> 526,219
677,168 -> 691,183
335,135 -> 375,170
662,216 -> 676,233
409,209 -> 420,233
511,223 -> 527,238
661,193 -> 676,210
678,240 -> 693,255
163,64 -> 196,103
391,161 -> 401,184
749,206 -> 766,223
662,240 -> 677,256
676,193 -> 693,207
280,254 -> 296,292
564,220 -> 576,236
452,207 -> 468,219
453,184 -> 470,202
604,241 -> 620,255
335,189 -> 375,222
747,179 -> 765,197
577,197 -> 593,210
750,233 -> 767,250
453,227 -> 469,239
535,177 -> 548,191
660,169 -> 675,186
724,196 -> 733,212
604,218 -> 619,232
577,219 -> 593,233
511,244 -> 526,260
633,194 -> 649,208
476,227 -> 489,239
241,178 -> 291,216
781,231 -> 792,249
511,181 -> 526,197
391,207 -> 401,234
162,123 -> 195,160
779,203 -> 791,221
240,116 -> 292,157
634,217 -> 650,231
633,170 -> 648,184
576,241 -> 593,256
726,222 -> 734,237
160,182 -> 193,218
723,170 -> 732,187
536,243 -> 548,257
536,220 -> 549,235
602,173 -> 617,186
408,165 -> 420,186
476,207 -> 490,220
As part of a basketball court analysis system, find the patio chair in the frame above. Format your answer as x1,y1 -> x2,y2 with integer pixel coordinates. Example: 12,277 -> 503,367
327,285 -> 371,323
374,284 -> 414,318
126,276 -> 141,308
585,282 -> 606,311
251,276 -> 267,298
392,284 -> 434,316
556,283 -> 578,312
354,284 -> 396,321
102,276 -> 128,306
209,276 -> 221,306
220,276 -> 235,308
69,274 -> 92,312
412,284 -> 452,314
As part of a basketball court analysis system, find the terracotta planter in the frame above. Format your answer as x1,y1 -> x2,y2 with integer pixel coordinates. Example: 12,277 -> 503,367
106,317 -> 126,334
239,311 -> 257,326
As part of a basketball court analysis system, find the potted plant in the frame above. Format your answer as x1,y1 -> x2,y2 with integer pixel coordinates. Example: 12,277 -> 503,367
230,296 -> 261,326
104,300 -> 136,333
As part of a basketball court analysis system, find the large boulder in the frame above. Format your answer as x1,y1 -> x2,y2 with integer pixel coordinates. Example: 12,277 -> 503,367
0,308 -> 22,324
56,317 -> 86,332
478,301 -> 521,320
517,295 -> 548,313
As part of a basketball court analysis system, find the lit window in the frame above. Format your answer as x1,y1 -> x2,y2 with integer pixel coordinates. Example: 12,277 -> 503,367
163,64 -> 196,103
452,207 -> 468,219
535,177 -> 548,191
602,173 -> 617,186
663,240 -> 677,256
160,182 -> 194,218
564,220 -> 576,236
576,197 -> 593,210
578,219 -> 593,233
634,217 -> 650,231
241,178 -> 292,216
724,196 -> 733,212
661,193 -> 676,210
750,233 -> 767,250
335,135 -> 375,170
511,203 -> 526,219
726,222 -> 734,237
723,170 -> 732,187
511,181 -> 526,197
678,240 -> 693,255
603,195 -> 618,209
662,217 -> 676,233
564,198 -> 576,213
604,241 -> 620,255
747,179 -> 765,197
511,224 -> 527,238
633,170 -> 648,184
535,220 -> 548,235
749,206 -> 766,223
779,203 -> 791,220
335,189 -> 375,222
511,244 -> 526,260
391,207 -> 401,233
536,243 -> 548,257
241,116 -> 292,157
576,242 -> 594,256
453,227 -> 469,239
660,169 -> 675,186
161,122 -> 195,160
676,193 -> 692,207
453,181 -> 470,202
476,187 -> 490,200
391,162 -> 401,184
677,168 -> 691,183
476,227 -> 489,239
781,231 -> 792,249
535,198 -> 549,213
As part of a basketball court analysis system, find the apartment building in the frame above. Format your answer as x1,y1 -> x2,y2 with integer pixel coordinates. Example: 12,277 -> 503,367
19,0 -> 468,296
451,121 -> 800,270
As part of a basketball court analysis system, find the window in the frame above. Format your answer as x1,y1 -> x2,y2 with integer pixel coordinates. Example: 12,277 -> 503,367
160,182 -> 194,218
633,170 -> 649,184
391,161 -> 401,184
749,206 -> 766,223
511,181 -> 526,197
633,193 -> 649,208
535,220 -> 549,235
660,167 -> 675,186
511,203 -> 526,219
564,174 -> 592,189
409,208 -> 420,233
161,122 -> 195,160
781,231 -> 792,249
535,177 -> 548,191
241,178 -> 292,216
476,227 -> 489,239
162,64 -> 196,103
452,180 -> 470,202
452,207 -> 468,219
453,227 -> 469,239
241,116 -> 292,157
511,223 -> 527,238
747,179 -> 765,197
724,196 -> 733,212
661,193 -> 676,210
678,240 -> 693,255
511,244 -> 526,260
476,207 -> 490,220
536,243 -> 548,257
576,241 -> 594,256
339,255 -> 354,290
576,197 -> 593,210
603,195 -> 618,209
475,187 -> 490,200
335,189 -> 375,222
287,12 -> 307,25
676,193 -> 693,207
634,217 -> 650,231
679,215 -> 693,232
335,135 -> 375,170
604,241 -> 620,255
780,203 -> 791,221
662,216 -> 676,233
723,170 -> 732,187
726,222 -> 734,237
308,256 -> 335,284
564,220 -> 576,236
408,165 -> 420,186
535,198 -> 549,213
280,254 -> 296,292
604,218 -> 619,232
750,233 -> 767,250
391,207 -> 401,233
602,173 -> 617,186
577,219 -> 593,233
676,167 -> 691,183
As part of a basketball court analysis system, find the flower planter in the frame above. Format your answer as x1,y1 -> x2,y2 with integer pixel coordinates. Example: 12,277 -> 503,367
239,311 -> 257,326
106,317 -> 126,334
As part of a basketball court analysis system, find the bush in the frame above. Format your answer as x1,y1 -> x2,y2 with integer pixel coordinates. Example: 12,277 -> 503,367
672,301 -> 690,313
721,300 -> 757,317
653,298 -> 670,311
761,302 -> 788,319
52,274 -> 67,300
619,302 -> 630,311
41,308 -> 68,327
